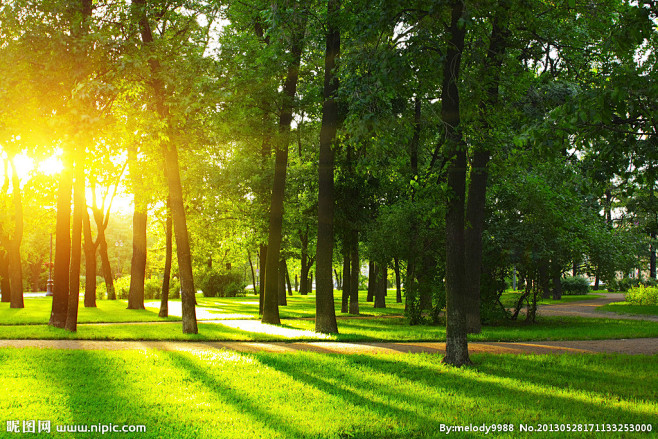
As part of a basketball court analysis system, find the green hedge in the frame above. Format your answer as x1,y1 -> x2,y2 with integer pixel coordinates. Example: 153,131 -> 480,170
625,285 -> 658,306
560,276 -> 589,295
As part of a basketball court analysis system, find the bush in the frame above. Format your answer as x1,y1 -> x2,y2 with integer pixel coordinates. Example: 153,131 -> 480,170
115,276 -> 131,299
196,268 -> 246,298
625,285 -> 658,306
607,277 -> 641,292
560,276 -> 589,295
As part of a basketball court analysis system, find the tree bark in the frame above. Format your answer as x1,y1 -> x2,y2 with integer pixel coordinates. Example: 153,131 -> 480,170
65,155 -> 85,332
394,257 -> 402,303
278,258 -> 287,306
464,0 -> 510,334
159,198 -> 172,318
82,210 -> 97,307
650,232 -> 656,279
285,260 -> 293,296
442,0 -> 470,367
49,156 -> 73,327
551,265 -> 562,300
259,244 -> 266,313
96,220 -> 115,300
341,249 -> 350,313
134,0 -> 197,333
247,249 -> 257,295
367,260 -> 376,302
349,229 -> 359,314
374,262 -> 386,308
539,259 -> 551,299
0,250 -> 10,303
262,15 -> 306,324
128,145 -> 147,310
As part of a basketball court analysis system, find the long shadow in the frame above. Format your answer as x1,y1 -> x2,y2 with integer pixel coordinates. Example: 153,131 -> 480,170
335,353 -> 657,422
27,349 -> 186,437
164,350 -> 310,438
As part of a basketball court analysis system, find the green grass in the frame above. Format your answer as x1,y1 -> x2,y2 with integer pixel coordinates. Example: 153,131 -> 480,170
0,298 -> 181,325
0,292 -> 404,326
597,302 -> 658,317
1,316 -> 657,342
0,348 -> 655,438
500,291 -> 601,308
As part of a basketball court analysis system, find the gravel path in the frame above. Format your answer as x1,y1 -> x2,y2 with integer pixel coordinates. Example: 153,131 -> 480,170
534,293 -> 658,322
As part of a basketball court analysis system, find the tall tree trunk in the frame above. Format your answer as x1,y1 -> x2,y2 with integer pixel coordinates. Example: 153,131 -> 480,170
128,146 -> 147,310
285,261 -> 293,296
442,0 -> 470,367
65,156 -> 85,332
97,227 -> 115,300
159,198 -> 172,318
82,210 -> 97,307
309,271 -> 313,293
315,0 -> 341,334
341,249 -> 350,313
49,156 -> 73,327
367,260 -> 376,302
374,262 -> 386,308
262,16 -> 306,325
0,250 -> 10,303
135,0 -> 197,333
259,244 -> 266,313
277,258 -> 287,306
6,159 -> 24,308
299,229 -> 310,295
349,229 -> 360,314
464,0 -> 510,334
394,257 -> 402,303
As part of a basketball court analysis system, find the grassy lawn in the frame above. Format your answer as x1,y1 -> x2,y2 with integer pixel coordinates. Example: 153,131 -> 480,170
1,316 -> 657,342
597,302 -> 658,317
0,348 -> 655,438
0,292 -> 404,326
500,291 -> 602,308
0,298 -> 181,325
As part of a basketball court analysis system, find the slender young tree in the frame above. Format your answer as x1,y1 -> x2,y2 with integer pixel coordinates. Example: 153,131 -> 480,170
65,148 -> 86,332
159,198 -> 172,317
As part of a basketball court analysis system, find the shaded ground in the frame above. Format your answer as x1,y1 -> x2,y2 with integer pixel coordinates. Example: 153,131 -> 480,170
1,338 -> 656,355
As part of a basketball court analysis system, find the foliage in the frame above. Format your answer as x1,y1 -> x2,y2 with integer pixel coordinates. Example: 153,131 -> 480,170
607,277 -> 642,293
625,286 -> 658,306
560,276 -> 590,296
196,268 -> 246,298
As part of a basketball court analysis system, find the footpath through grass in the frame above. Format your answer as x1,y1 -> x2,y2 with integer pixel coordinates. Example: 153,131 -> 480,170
1,316 -> 657,342
0,348 -> 655,438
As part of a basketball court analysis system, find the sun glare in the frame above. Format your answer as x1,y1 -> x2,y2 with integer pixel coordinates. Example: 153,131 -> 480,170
38,156 -> 64,176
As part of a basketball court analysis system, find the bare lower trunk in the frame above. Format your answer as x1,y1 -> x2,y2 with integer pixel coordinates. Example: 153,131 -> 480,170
259,244 -> 267,313
50,158 -> 73,327
349,230 -> 359,314
83,210 -> 97,307
0,251 -> 10,303
65,160 -> 85,332
248,249 -> 257,295
98,233 -> 115,300
278,259 -> 287,306
341,250 -> 350,313
367,260 -> 375,302
394,257 -> 402,303
374,262 -> 386,308
128,145 -> 148,310
285,261 -> 293,296
159,199 -> 172,318
442,0 -> 470,367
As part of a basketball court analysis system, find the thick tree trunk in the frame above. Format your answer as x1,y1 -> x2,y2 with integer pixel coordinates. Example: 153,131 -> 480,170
49,158 -> 73,327
464,0 -> 509,334
83,210 -> 97,307
394,257 -> 402,303
538,259 -> 551,299
315,0 -> 341,334
128,146 -> 147,310
349,229 -> 359,314
0,250 -> 10,303
551,267 -> 562,300
341,250 -> 350,313
442,0 -> 470,367
159,199 -> 172,318
65,158 -> 85,332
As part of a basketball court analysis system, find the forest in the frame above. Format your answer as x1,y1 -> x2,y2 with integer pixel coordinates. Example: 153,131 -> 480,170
0,0 -> 656,370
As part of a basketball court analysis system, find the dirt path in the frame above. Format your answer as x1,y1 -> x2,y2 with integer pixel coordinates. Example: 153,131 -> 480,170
0,338 -> 656,355
533,293 -> 658,322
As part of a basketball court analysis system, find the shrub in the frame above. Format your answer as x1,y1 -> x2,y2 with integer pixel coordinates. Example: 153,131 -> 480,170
560,276 -> 589,295
144,277 -> 162,300
625,285 -> 658,306
196,268 -> 246,298
115,276 -> 131,299
607,277 -> 641,292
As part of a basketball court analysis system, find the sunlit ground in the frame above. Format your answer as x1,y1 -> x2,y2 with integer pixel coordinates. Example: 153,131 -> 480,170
0,349 -> 655,438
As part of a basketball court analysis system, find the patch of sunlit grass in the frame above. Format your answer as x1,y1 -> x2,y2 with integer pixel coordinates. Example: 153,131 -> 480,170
0,349 -> 655,438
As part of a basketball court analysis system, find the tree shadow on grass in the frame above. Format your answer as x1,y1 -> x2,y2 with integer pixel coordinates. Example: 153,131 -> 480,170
336,353 -> 656,423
